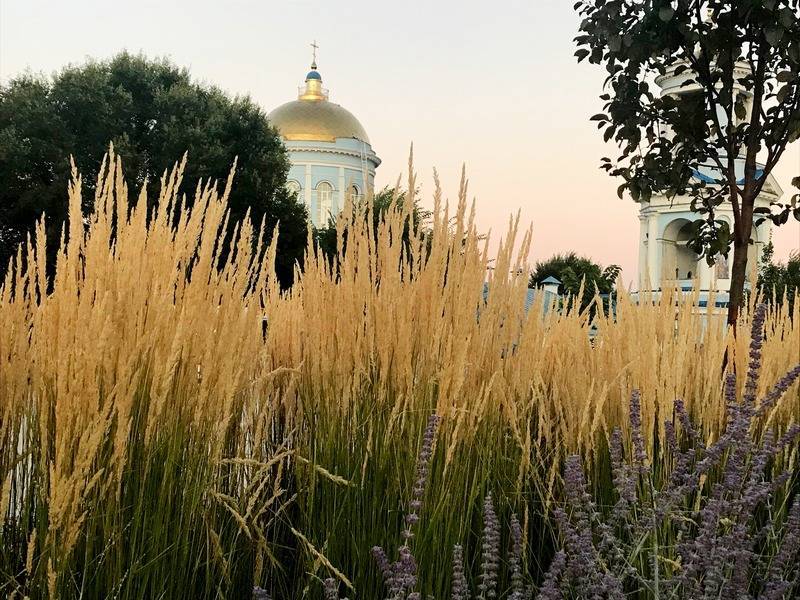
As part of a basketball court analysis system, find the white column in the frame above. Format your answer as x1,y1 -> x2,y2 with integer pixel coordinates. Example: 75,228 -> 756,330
754,219 -> 771,260
647,214 -> 660,290
304,164 -> 313,225
338,166 -> 345,215
698,257 -> 713,291
638,216 -> 648,292
759,219 -> 772,246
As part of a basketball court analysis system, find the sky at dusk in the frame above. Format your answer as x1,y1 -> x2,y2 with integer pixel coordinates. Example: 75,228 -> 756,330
2,0 -> 799,282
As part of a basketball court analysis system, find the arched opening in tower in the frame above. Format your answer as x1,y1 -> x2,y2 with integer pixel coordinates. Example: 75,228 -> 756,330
662,219 -> 698,282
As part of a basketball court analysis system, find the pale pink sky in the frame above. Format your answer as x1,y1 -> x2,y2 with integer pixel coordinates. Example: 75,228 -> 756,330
2,0 -> 799,281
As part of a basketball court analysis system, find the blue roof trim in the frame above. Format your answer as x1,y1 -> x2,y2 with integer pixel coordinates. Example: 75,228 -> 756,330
306,70 -> 322,80
692,168 -> 764,186
540,276 -> 562,285
697,300 -> 729,308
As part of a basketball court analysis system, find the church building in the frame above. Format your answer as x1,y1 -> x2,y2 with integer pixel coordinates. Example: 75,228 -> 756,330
633,61 -> 783,308
268,46 -> 381,227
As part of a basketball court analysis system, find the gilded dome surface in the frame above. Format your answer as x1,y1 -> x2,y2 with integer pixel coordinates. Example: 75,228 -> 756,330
268,99 -> 370,144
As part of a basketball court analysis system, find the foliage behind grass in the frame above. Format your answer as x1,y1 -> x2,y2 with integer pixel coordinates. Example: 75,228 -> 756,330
0,154 -> 798,598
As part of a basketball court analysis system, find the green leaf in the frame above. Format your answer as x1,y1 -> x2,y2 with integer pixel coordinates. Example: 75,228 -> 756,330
780,7 -> 794,28
575,48 -> 590,63
765,25 -> 784,47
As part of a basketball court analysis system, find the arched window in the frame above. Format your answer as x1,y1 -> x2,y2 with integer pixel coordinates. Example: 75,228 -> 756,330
662,219 -> 698,281
286,180 -> 301,196
348,184 -> 361,201
674,222 -> 697,280
316,181 -> 333,223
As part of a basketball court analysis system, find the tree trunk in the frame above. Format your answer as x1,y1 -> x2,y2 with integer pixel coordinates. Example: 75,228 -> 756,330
727,231 -> 751,327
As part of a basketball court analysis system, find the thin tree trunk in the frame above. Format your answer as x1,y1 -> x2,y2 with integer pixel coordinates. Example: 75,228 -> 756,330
728,225 -> 752,328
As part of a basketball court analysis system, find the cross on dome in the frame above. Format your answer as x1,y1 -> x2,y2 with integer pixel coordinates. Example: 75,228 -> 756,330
310,40 -> 319,70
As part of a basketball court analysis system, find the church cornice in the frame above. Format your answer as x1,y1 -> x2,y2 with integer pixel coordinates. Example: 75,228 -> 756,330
286,144 -> 382,166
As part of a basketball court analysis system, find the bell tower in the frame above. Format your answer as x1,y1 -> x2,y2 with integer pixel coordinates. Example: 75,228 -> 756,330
635,61 -> 782,308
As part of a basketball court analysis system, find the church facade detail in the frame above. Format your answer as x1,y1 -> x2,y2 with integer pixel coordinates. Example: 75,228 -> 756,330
268,47 -> 380,227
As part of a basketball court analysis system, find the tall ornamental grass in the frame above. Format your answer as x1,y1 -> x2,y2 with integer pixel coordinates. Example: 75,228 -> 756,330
0,154 -> 798,598
0,154 -> 293,599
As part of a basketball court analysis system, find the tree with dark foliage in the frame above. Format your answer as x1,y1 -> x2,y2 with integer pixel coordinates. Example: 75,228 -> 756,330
530,252 -> 620,313
0,52 -> 307,287
758,241 -> 800,311
574,0 -> 800,326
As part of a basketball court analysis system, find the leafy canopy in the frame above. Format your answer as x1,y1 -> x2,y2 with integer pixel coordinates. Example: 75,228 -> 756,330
0,52 -> 308,287
576,0 -> 800,222
758,241 -> 800,309
574,0 -> 800,323
530,252 -> 620,312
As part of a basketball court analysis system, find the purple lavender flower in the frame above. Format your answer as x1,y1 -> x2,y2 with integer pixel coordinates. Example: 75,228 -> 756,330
744,303 -> 767,406
323,577 -> 339,600
478,493 -> 500,599
373,414 -> 441,600
508,514 -> 524,600
371,545 -> 393,584
758,364 -> 800,416
556,457 -> 612,596
540,304 -> 800,600
673,397 -> 700,443
763,497 -> 800,600
397,544 -> 419,592
535,550 -> 565,600
252,586 -> 271,600
451,544 -> 470,600
724,369 -> 738,406
628,389 -> 647,469
609,427 -> 635,527
403,414 -> 441,542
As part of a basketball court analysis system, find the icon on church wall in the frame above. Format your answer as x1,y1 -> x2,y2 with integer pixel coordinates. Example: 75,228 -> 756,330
715,254 -> 729,279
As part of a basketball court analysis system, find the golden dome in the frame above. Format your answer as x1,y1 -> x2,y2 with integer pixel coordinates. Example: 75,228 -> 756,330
268,68 -> 370,144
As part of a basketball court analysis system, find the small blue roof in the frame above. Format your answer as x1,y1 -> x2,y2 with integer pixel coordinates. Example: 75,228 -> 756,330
540,276 -> 562,285
692,167 -> 763,185
306,70 -> 322,80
